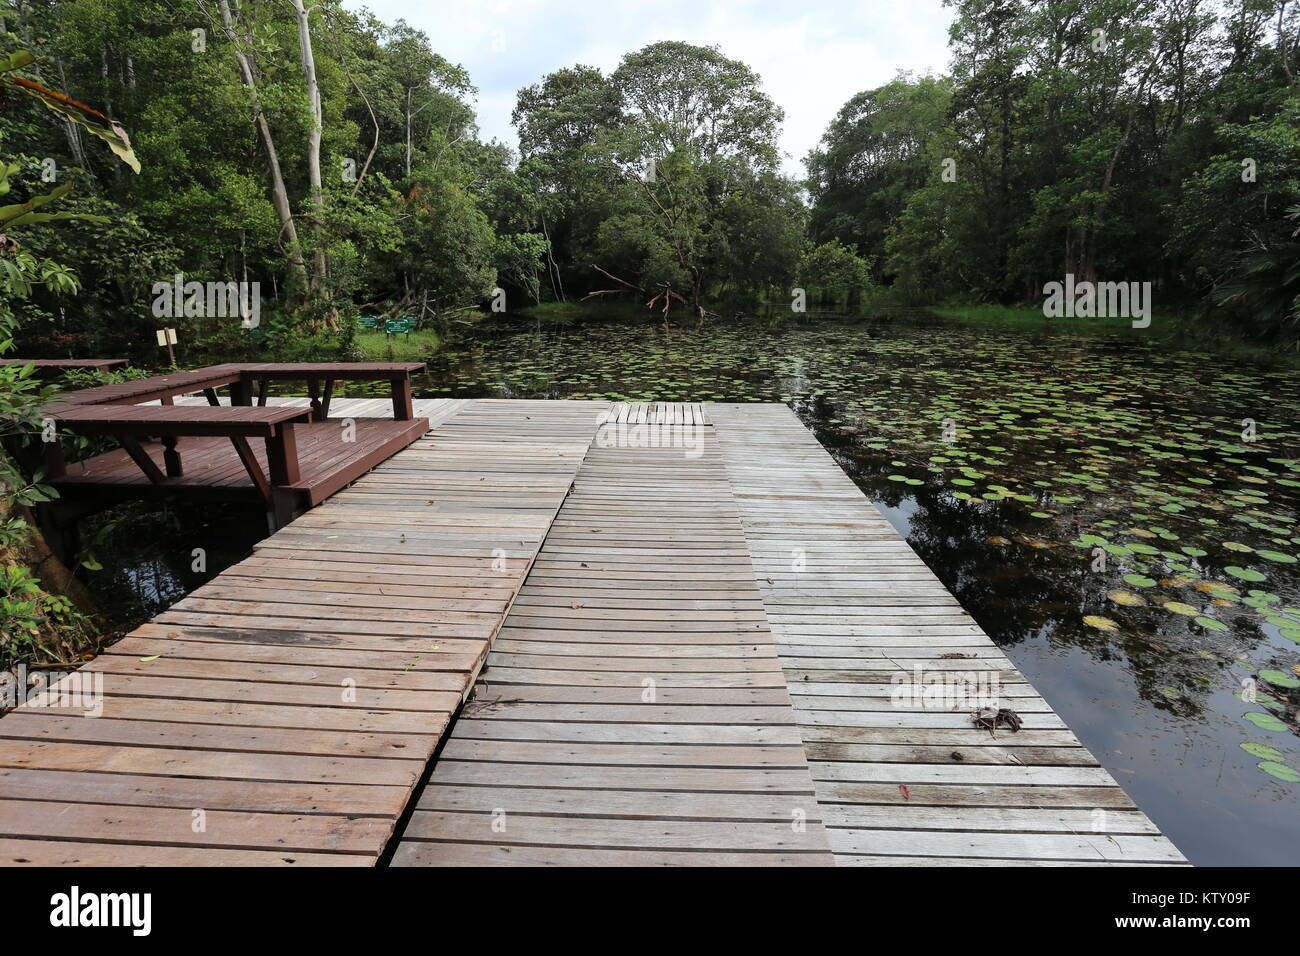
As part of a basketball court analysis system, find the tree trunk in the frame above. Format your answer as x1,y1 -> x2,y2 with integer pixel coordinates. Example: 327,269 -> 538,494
291,0 -> 328,293
406,87 -> 413,179
217,0 -> 309,295
539,209 -> 565,302
44,55 -> 91,174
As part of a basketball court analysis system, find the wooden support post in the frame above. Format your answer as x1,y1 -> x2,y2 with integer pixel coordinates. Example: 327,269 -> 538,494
229,435 -> 272,502
203,388 -> 221,407
256,378 -> 269,407
161,436 -> 183,477
391,376 -> 414,421
307,378 -> 322,422
264,423 -> 300,486
320,379 -> 334,419
230,379 -> 253,406
42,436 -> 67,480
270,488 -> 297,530
119,436 -> 165,484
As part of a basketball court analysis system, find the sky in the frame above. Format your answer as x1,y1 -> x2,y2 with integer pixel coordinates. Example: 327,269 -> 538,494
343,0 -> 955,177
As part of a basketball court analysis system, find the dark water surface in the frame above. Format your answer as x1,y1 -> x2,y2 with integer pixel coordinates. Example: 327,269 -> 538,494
85,314 -> 1298,865
403,314 -> 1300,865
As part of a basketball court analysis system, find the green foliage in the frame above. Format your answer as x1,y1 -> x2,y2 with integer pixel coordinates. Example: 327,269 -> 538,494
0,48 -> 140,172
0,35 -> 140,669
806,73 -> 952,265
514,41 -> 802,314
796,240 -> 874,308
813,0 -> 1300,339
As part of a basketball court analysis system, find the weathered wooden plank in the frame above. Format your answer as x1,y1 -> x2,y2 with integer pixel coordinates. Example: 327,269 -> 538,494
392,424 -> 834,865
0,398 -> 606,865
705,402 -> 1185,866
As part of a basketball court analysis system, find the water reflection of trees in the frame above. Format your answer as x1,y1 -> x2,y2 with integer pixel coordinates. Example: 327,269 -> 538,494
80,502 -> 262,636
853,473 -> 1231,721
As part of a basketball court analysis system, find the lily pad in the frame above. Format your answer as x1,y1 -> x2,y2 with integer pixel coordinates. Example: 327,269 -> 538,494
1259,669 -> 1300,689
1241,742 -> 1284,760
1225,566 -> 1267,582
1243,712 -> 1288,732
1108,590 -> 1147,607
1256,550 -> 1297,563
1257,762 -> 1300,782
1083,615 -> 1119,632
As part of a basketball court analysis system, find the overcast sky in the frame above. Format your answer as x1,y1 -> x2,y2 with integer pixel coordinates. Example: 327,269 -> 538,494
343,0 -> 955,177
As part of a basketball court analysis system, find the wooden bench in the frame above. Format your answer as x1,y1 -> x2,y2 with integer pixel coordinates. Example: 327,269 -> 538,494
0,358 -> 129,376
44,405 -> 313,512
60,365 -> 244,406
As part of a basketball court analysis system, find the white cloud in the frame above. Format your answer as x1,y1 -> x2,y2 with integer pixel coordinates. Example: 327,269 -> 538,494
345,0 -> 954,176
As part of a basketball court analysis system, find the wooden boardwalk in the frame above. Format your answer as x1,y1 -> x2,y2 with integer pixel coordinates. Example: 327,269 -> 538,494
707,404 -> 1186,865
0,398 -> 1184,866
393,410 -> 833,865
0,399 -> 601,864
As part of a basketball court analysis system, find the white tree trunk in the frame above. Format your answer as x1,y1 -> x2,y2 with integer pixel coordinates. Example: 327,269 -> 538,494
217,0 -> 308,293
291,0 -> 327,292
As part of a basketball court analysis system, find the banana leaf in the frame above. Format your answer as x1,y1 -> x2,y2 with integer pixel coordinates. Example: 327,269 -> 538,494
4,75 -> 140,173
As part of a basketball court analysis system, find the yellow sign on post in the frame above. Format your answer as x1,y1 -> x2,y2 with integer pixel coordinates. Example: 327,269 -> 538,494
156,327 -> 177,365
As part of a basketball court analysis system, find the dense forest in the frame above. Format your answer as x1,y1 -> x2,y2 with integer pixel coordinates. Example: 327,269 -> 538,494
0,0 -> 1297,366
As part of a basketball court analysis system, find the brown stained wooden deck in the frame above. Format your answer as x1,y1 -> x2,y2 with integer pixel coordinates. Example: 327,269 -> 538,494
40,362 -> 431,516
0,358 -> 129,374
53,418 -> 427,507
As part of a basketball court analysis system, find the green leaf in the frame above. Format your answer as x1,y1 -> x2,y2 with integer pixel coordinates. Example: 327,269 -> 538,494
3,75 -> 140,172
2,51 -> 36,73
1259,669 -> 1300,689
1240,742 -> 1283,760
1242,712 -> 1288,732
1257,761 -> 1300,782
3,211 -> 109,228
0,181 -> 73,228
1225,566 -> 1266,582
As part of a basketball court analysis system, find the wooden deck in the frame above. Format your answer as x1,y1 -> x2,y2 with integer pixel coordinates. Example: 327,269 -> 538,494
53,417 -> 427,507
392,411 -> 834,865
706,405 -> 1186,865
0,358 -> 128,375
0,399 -> 600,865
36,362 -> 431,526
0,399 -> 1185,866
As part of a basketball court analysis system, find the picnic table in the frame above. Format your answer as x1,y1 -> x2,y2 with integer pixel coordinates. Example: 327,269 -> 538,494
45,404 -> 312,501
32,361 -> 429,526
235,362 -> 426,421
